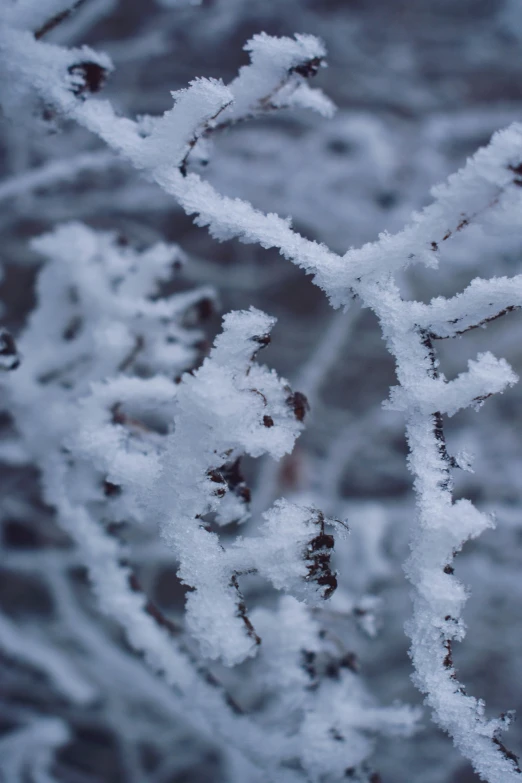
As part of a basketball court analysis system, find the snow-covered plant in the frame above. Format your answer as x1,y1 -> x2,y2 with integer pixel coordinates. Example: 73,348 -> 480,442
0,218 -> 417,782
168,112 -> 522,783
1,2 -> 522,781
148,304 -> 341,665
156,107 -> 522,783
250,595 -> 417,782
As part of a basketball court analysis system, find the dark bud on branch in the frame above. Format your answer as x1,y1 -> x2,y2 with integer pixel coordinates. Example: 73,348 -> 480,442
207,469 -> 226,484
308,532 -> 334,552
301,649 -> 317,680
62,315 -> 82,341
339,652 -> 359,673
182,296 -> 215,327
0,330 -> 20,371
217,458 -> 251,505
304,511 -> 338,600
103,480 -> 121,498
508,162 -> 522,187
207,469 -> 227,496
251,333 -> 271,348
286,391 -> 310,422
291,57 -> 324,78
307,556 -> 337,600
194,297 -> 214,322
250,332 -> 271,362
301,644 -> 359,688
68,62 -> 108,97
111,403 -> 126,426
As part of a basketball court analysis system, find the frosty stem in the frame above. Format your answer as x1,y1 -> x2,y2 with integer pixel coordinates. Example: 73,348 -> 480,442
4,13 -> 522,778
363,278 -> 521,782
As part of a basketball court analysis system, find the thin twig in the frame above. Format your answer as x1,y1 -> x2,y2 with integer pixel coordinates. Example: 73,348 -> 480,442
35,0 -> 88,40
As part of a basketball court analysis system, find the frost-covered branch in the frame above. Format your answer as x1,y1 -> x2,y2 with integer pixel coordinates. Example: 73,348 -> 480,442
5,16 -> 522,306
0,717 -> 69,783
413,274 -> 522,339
150,306 -> 340,664
0,21 -> 347,303
2,221 -> 413,781
0,611 -> 96,705
2,11 -> 521,779
0,150 -> 119,203
1,224 -> 280,776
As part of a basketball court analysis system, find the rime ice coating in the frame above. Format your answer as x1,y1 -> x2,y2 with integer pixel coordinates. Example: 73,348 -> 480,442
1,224 -> 299,780
1,218 -> 414,781
3,8 -> 522,779
151,308 -> 310,665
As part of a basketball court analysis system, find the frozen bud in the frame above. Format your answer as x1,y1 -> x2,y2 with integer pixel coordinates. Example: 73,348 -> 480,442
68,62 -> 108,97
0,330 -> 20,371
